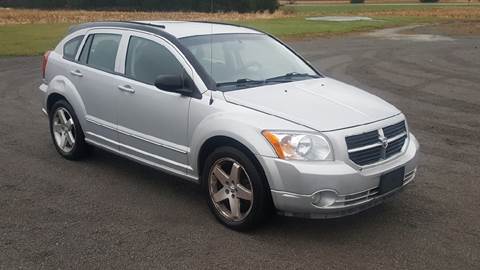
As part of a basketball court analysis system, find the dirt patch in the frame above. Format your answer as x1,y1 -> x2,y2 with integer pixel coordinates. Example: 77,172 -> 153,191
402,20 -> 480,36
357,7 -> 480,20
367,25 -> 455,41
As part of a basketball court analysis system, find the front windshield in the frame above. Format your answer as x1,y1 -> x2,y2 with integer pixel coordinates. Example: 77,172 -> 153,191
179,33 -> 320,91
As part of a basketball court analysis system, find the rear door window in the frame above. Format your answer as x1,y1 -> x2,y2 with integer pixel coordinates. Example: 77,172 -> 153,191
83,34 -> 121,73
125,36 -> 185,85
63,35 -> 84,61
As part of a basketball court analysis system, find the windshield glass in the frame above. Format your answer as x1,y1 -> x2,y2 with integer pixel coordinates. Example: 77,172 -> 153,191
179,34 -> 320,91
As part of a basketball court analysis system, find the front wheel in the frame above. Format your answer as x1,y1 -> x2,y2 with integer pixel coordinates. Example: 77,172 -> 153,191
202,146 -> 272,230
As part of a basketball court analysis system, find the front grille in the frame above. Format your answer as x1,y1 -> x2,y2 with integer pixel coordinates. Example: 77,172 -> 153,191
386,135 -> 407,158
345,130 -> 379,149
383,121 -> 407,138
348,145 -> 383,166
346,121 -> 407,166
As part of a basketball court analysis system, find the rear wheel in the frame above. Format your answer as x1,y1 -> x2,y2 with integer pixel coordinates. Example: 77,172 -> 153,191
49,100 -> 89,160
202,146 -> 271,230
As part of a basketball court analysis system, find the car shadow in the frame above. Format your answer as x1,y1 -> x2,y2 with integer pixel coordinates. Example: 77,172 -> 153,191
85,147 -> 409,238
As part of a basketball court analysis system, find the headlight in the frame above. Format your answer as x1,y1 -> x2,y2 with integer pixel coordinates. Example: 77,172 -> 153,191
262,131 -> 333,161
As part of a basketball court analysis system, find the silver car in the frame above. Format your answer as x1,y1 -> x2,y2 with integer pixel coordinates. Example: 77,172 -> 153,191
39,21 -> 419,230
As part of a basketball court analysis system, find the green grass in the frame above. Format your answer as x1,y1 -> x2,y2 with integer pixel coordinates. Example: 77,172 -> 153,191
289,3 -> 479,15
239,3 -> 478,38
0,3 -> 479,56
239,16 -> 434,39
0,17 -> 432,57
0,23 -> 69,56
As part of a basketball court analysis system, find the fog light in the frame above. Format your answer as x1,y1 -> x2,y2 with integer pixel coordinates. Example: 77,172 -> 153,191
312,190 -> 337,208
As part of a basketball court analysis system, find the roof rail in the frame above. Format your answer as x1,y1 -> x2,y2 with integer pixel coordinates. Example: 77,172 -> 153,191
67,21 -> 165,34
128,21 -> 166,29
188,20 -> 262,33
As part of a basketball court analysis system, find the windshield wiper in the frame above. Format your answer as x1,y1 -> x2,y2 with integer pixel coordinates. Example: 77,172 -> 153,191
217,73 -> 320,90
217,78 -> 265,88
265,72 -> 320,82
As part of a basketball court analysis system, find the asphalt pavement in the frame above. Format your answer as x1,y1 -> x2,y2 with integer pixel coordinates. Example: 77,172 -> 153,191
1,27 -> 479,269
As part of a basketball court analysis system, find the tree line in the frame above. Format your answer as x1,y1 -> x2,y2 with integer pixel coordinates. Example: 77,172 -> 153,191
0,0 -> 279,12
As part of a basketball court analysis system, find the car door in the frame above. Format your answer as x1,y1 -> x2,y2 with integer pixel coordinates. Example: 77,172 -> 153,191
69,29 -> 125,150
114,32 -> 194,175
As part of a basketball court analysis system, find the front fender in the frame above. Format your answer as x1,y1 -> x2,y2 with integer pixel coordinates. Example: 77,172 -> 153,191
190,116 -> 275,173
188,100 -> 312,174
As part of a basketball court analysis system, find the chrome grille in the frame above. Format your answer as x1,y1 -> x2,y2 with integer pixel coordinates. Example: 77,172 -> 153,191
383,121 -> 407,138
346,121 -> 407,166
386,134 -> 407,158
345,130 -> 379,149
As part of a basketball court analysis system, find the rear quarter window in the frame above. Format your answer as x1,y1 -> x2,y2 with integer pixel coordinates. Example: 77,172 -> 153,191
63,35 -> 84,61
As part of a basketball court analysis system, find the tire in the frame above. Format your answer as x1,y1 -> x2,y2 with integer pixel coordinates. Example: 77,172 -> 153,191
49,99 -> 89,160
202,146 -> 272,230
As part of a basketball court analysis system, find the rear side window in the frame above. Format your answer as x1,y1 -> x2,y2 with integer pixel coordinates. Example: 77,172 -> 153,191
63,35 -> 84,61
82,34 -> 121,73
125,36 -> 184,85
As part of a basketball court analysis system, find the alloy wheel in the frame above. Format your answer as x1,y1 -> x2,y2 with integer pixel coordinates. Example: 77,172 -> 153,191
208,158 -> 254,222
52,107 -> 76,153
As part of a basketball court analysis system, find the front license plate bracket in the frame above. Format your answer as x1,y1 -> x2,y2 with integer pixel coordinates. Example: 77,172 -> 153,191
379,167 -> 405,194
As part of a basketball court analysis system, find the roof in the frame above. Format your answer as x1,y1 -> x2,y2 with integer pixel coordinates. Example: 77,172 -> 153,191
68,21 -> 261,39
135,21 -> 261,38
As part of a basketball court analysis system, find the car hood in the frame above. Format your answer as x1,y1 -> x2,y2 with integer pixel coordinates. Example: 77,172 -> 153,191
223,78 -> 400,132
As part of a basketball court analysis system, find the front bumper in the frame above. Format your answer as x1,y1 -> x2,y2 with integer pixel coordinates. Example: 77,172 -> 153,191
259,131 -> 420,219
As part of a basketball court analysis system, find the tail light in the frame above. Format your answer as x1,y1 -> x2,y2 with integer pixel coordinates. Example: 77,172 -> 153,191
42,51 -> 51,79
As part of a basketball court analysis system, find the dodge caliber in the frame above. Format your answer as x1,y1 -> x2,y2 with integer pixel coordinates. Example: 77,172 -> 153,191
38,21 -> 419,230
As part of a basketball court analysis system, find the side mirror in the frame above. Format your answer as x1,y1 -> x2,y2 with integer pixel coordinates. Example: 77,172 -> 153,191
154,74 -> 193,96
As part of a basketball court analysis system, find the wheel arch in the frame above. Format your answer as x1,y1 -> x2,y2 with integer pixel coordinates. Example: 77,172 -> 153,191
197,136 -> 269,188
45,75 -> 88,128
47,93 -> 68,114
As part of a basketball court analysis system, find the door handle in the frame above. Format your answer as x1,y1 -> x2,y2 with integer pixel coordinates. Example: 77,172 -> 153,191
118,85 -> 135,94
70,70 -> 83,77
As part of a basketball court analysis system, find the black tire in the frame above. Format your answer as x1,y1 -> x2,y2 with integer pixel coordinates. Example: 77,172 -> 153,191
49,99 -> 89,160
202,146 -> 272,231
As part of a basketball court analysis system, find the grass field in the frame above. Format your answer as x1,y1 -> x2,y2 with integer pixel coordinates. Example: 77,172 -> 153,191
0,4 -> 479,56
290,3 -> 480,18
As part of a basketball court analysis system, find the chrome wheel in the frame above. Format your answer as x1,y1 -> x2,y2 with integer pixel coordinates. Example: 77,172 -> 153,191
52,107 -> 76,153
208,158 -> 254,222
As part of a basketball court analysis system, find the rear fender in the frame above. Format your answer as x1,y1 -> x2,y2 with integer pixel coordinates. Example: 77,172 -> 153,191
46,74 -> 87,128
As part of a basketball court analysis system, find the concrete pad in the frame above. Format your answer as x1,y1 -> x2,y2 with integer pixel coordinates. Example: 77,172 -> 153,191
306,16 -> 373,22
